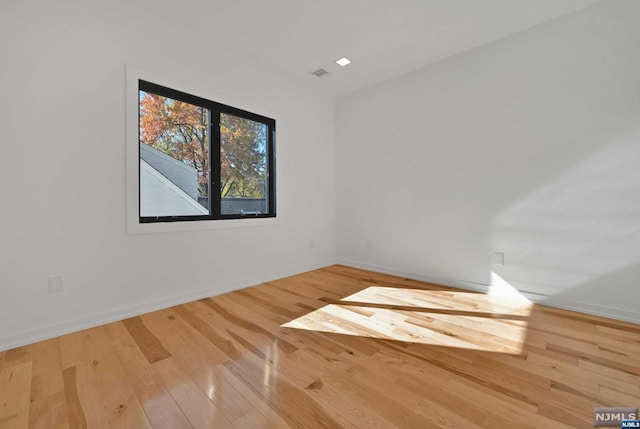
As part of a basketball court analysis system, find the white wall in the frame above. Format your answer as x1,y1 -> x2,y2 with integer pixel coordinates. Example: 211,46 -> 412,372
336,0 -> 640,322
0,1 -> 336,350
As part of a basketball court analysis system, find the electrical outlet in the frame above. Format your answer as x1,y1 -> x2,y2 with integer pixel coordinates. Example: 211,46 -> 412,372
309,239 -> 315,249
48,276 -> 63,294
366,239 -> 373,250
494,252 -> 505,265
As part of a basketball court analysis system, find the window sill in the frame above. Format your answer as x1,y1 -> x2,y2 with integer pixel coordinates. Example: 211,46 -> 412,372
127,216 -> 279,235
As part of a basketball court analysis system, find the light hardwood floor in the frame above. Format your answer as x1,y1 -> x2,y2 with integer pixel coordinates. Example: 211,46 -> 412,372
1,265 -> 639,428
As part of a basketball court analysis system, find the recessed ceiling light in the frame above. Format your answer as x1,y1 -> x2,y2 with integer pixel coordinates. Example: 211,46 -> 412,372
336,57 -> 351,67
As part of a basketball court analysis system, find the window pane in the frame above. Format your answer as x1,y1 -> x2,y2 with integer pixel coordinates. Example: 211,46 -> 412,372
139,90 -> 210,217
220,113 -> 269,215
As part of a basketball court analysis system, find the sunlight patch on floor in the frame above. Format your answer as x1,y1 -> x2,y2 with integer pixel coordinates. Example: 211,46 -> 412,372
282,285 -> 531,354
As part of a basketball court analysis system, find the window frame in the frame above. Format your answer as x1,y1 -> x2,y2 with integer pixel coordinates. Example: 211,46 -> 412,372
138,80 -> 276,223
126,66 -> 278,234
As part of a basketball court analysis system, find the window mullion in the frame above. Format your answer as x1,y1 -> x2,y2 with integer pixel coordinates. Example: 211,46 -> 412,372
211,106 -> 222,220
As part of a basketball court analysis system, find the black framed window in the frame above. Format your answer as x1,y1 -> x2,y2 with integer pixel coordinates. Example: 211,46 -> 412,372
138,80 -> 275,222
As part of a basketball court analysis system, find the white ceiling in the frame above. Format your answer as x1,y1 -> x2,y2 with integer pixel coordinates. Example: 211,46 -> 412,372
154,0 -> 606,98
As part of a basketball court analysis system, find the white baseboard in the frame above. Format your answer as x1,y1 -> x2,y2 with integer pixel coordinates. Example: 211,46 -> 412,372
519,291 -> 640,324
0,258 -> 336,352
336,259 -> 490,294
338,259 -> 640,324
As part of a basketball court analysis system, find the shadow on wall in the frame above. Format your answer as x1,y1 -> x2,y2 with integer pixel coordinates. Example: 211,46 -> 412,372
547,261 -> 640,320
491,128 -> 640,319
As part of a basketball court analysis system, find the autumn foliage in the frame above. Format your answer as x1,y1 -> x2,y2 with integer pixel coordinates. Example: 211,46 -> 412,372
139,91 -> 267,199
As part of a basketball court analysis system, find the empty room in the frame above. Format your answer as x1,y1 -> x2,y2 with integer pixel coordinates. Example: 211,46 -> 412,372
1,0 -> 639,428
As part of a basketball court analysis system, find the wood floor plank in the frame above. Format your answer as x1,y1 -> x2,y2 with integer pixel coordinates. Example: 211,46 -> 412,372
29,339 -> 64,401
28,339 -> 68,429
153,357 -> 233,429
82,327 -> 152,429
140,309 -> 227,371
215,362 -> 293,428
448,377 -> 572,429
27,391 -> 69,429
143,311 -> 258,424
62,366 -> 87,429
0,361 -> 32,429
172,305 -> 240,360
2,265 -> 639,428
59,332 -> 89,370
189,363 -> 254,423
231,409 -> 285,429
105,322 -> 192,429
221,358 -> 345,429
1,346 -> 31,370
121,317 -> 171,364
71,362 -> 111,428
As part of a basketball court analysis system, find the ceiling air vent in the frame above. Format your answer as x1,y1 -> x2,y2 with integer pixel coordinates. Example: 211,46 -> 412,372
311,68 -> 329,78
